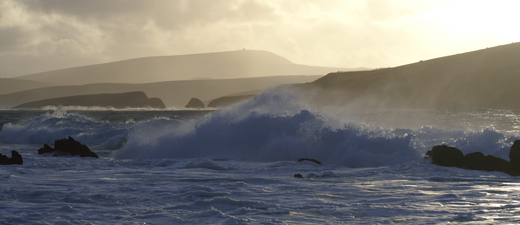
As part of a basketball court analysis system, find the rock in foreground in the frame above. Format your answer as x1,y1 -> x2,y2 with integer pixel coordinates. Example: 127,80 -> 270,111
425,143 -> 520,176
0,150 -> 23,165
38,136 -> 98,158
424,145 -> 464,167
509,140 -> 520,170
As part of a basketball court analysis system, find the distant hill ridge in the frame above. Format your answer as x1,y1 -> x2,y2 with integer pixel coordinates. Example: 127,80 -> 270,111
0,78 -> 54,95
294,42 -> 520,109
0,75 -> 322,108
14,91 -> 165,109
15,50 -> 343,85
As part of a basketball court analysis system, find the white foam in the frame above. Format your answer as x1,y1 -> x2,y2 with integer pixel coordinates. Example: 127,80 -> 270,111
114,89 -> 519,167
0,109 -> 129,149
114,90 -> 419,167
1,90 -> 517,166
183,159 -> 229,170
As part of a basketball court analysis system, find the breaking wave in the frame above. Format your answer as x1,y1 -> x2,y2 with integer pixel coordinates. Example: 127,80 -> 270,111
114,89 -> 518,167
0,109 -> 128,149
0,89 -> 517,168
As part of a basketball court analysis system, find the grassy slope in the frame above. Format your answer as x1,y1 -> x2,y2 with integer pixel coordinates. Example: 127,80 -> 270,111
295,43 -> 520,109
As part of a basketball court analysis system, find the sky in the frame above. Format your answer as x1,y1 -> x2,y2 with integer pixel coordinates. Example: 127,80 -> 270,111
1,0 -> 519,78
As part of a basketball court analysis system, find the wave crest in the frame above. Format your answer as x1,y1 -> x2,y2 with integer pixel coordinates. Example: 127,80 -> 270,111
114,90 -> 421,167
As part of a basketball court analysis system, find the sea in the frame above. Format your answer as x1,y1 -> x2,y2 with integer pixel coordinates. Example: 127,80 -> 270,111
1,90 -> 520,224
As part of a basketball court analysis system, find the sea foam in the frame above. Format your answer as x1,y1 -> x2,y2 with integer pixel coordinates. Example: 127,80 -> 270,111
114,88 -> 519,167
114,89 -> 422,167
0,109 -> 129,149
0,89 -> 516,166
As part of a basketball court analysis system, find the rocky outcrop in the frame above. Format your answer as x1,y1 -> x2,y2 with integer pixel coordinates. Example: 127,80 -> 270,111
424,145 -> 464,167
463,152 -> 509,172
425,142 -> 520,176
14,91 -> 166,109
509,140 -> 520,170
185,98 -> 205,108
207,94 -> 256,108
0,150 -> 23,165
38,136 -> 98,158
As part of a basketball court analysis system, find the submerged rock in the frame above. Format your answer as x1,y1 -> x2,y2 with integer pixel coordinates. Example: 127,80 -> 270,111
298,158 -> 322,165
0,150 -> 23,165
294,173 -> 305,178
425,142 -> 520,176
38,136 -> 98,158
185,98 -> 205,109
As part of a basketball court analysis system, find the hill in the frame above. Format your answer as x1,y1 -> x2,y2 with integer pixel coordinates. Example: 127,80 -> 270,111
0,78 -> 55,95
14,92 -> 165,109
15,50 -> 342,85
292,42 -> 520,109
0,75 -> 322,108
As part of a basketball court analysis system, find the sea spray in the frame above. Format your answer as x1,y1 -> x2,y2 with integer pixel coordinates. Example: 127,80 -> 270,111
0,108 -> 129,149
38,105 -> 188,111
409,126 -> 518,159
3,101 -> 520,224
114,89 -> 423,167
0,91 -> 517,165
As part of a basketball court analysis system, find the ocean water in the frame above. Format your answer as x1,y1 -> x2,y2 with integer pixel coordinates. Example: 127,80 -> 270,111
1,91 -> 520,224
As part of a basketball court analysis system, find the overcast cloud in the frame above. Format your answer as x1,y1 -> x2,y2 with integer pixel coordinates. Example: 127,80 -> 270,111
1,0 -> 519,77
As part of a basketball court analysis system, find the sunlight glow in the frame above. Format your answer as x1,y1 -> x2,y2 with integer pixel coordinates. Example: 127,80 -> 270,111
424,1 -> 520,44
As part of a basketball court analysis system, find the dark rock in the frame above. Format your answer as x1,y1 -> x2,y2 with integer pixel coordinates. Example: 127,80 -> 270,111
185,98 -> 205,108
10,150 -> 23,164
462,152 -> 486,170
424,145 -> 464,167
463,152 -> 510,173
294,173 -> 305,178
298,158 -> 322,165
38,144 -> 54,154
38,136 -> 98,158
482,155 -> 510,173
425,142 -> 520,176
0,150 -> 23,165
509,140 -> 520,168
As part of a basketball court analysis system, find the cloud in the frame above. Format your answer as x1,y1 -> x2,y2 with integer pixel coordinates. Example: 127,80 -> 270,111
0,27 -> 26,52
0,0 -> 518,78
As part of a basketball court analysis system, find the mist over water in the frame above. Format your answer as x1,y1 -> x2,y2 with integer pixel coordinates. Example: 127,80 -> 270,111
3,88 -> 520,223
0,87 -> 518,167
112,88 -> 519,167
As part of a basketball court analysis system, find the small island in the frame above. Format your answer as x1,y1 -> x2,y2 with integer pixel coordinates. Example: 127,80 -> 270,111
185,97 -> 205,109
